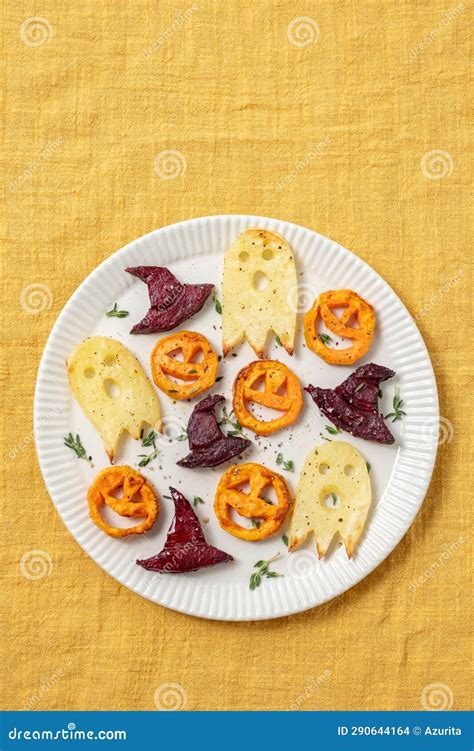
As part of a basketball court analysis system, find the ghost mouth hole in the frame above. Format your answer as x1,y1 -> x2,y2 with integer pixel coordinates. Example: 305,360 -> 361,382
252,271 -> 268,291
104,379 -> 120,398
84,367 -> 95,379
321,491 -> 341,509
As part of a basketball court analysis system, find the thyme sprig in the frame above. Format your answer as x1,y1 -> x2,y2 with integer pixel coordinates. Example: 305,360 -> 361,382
218,407 -> 247,438
319,333 -> 332,345
249,552 -> 283,590
325,425 -> 341,436
64,433 -> 93,466
276,452 -> 294,471
385,386 -> 407,423
138,431 -> 160,466
106,302 -> 129,318
213,296 -> 222,315
137,448 -> 160,467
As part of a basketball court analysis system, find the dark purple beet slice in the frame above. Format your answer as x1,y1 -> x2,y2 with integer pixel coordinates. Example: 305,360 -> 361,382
177,394 -> 251,468
306,363 -> 396,444
126,266 -> 213,334
136,487 -> 232,573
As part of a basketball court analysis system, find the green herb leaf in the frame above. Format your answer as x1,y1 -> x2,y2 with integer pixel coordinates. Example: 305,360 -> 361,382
282,534 -> 289,547
219,408 -> 249,439
385,386 -> 406,422
331,492 -> 338,506
193,496 -> 205,506
325,425 -> 341,436
276,452 -> 283,465
214,296 -> 222,315
366,461 -> 371,473
275,334 -> 282,346
283,459 -> 294,472
137,447 -> 160,467
249,552 -> 283,590
106,302 -> 129,318
141,429 -> 158,448
319,333 -> 332,345
251,519 -> 261,529
64,433 -> 93,466
261,497 -> 273,505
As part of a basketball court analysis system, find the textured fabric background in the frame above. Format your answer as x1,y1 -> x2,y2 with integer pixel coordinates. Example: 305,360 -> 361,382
2,0 -> 472,712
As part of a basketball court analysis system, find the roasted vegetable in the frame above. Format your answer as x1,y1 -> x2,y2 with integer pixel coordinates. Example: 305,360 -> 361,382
177,394 -> 251,468
306,363 -> 396,444
127,266 -> 213,334
136,487 -> 232,573
304,289 -> 376,365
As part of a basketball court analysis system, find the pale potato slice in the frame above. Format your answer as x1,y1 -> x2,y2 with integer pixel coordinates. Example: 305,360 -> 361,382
222,229 -> 297,358
67,336 -> 161,462
289,441 -> 371,558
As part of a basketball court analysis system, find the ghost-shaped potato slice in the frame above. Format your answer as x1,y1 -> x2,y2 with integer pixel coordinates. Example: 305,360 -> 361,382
289,441 -> 371,559
222,229 -> 298,358
67,337 -> 162,462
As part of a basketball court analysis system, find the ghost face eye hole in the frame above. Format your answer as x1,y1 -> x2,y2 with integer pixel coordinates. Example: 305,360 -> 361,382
262,248 -> 273,260
318,463 -> 330,475
344,465 -> 355,477
239,251 -> 249,262
84,367 -> 95,379
104,355 -> 116,366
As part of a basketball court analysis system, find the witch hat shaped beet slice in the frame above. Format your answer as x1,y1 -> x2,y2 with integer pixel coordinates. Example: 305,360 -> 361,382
126,266 -> 213,334
306,363 -> 396,444
136,487 -> 233,573
177,394 -> 251,468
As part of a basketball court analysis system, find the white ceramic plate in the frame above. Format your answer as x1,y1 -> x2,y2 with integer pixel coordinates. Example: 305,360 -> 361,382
34,215 -> 438,621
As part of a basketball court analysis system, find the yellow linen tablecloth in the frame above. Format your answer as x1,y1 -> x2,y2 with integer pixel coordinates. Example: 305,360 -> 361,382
2,0 -> 472,711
